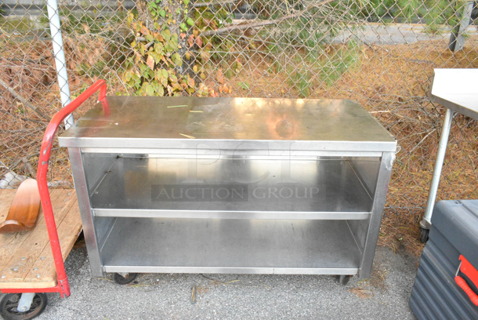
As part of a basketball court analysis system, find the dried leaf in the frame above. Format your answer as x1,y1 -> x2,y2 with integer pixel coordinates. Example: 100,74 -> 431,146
187,35 -> 195,48
209,89 -> 218,97
180,133 -> 196,139
140,25 -> 150,36
146,55 -> 155,70
195,36 -> 203,48
82,24 -> 90,34
216,69 -> 225,84
187,75 -> 195,88
348,288 -> 373,299
167,105 -> 188,108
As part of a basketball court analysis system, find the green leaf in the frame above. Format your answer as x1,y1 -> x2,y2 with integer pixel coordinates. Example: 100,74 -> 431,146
150,52 -> 163,64
157,85 -> 165,97
144,83 -> 154,96
159,9 -> 166,18
156,69 -> 169,87
161,29 -> 171,41
126,13 -> 134,25
169,73 -> 178,84
186,17 -> 194,26
124,71 -> 132,82
187,75 -> 195,88
164,36 -> 179,52
154,43 -> 164,55
183,0 -> 190,5
172,53 -> 183,66
238,82 -> 250,90
139,64 -> 149,74
180,23 -> 188,32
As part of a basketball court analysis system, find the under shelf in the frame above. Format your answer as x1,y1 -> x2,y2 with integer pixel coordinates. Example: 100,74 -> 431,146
100,218 -> 361,275
88,156 -> 374,219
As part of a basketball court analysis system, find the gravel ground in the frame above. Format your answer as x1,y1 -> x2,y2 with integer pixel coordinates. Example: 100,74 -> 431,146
3,246 -> 420,320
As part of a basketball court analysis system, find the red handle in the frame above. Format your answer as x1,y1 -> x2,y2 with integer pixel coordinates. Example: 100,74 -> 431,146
455,255 -> 478,306
36,79 -> 108,297
455,276 -> 478,306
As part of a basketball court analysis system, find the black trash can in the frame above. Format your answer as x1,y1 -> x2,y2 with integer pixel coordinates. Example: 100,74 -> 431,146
410,200 -> 478,320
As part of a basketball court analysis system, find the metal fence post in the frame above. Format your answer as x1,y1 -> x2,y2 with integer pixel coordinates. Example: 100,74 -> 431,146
46,0 -> 73,128
449,1 -> 475,52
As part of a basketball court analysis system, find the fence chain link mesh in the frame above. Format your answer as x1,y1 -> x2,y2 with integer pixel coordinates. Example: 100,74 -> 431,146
1,0 -> 477,251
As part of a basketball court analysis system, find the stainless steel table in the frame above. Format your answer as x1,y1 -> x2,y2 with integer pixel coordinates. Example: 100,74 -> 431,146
60,97 -> 396,281
420,69 -> 478,242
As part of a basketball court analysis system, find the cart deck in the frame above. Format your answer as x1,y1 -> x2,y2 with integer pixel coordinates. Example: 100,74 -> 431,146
0,189 -> 81,290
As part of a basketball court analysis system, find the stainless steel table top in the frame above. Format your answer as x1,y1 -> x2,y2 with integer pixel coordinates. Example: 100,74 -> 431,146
431,68 -> 478,120
59,97 -> 396,152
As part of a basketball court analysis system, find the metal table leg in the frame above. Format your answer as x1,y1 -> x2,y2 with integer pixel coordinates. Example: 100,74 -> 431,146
420,108 -> 454,242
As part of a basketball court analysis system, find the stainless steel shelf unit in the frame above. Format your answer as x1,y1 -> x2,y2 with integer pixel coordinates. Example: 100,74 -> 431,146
60,97 -> 396,279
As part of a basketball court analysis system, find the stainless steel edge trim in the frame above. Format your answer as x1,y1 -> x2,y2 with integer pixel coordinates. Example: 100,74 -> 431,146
68,148 -> 104,277
432,95 -> 478,121
93,208 -> 371,220
358,152 -> 395,278
59,138 -> 397,152
75,148 -> 384,158
103,266 -> 359,275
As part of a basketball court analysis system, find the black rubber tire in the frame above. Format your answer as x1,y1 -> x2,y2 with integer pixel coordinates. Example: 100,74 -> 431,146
0,293 -> 47,320
419,227 -> 429,243
113,273 -> 138,285
336,275 -> 351,286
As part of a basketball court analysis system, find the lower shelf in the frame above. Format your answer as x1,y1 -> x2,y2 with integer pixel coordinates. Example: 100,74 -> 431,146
100,218 -> 362,275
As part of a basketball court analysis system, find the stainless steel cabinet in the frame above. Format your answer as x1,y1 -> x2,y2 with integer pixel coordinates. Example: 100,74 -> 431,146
60,97 -> 396,279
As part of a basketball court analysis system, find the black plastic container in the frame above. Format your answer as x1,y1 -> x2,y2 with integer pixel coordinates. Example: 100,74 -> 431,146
410,200 -> 478,320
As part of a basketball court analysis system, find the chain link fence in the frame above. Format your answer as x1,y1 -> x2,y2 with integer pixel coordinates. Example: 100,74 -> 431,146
1,0 -> 478,251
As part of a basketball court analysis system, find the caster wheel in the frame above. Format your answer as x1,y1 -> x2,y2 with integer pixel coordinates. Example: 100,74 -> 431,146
113,273 -> 138,285
419,227 -> 429,243
336,275 -> 351,286
0,293 -> 47,320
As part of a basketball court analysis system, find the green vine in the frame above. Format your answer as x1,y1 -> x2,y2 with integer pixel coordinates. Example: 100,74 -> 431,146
122,0 -> 208,96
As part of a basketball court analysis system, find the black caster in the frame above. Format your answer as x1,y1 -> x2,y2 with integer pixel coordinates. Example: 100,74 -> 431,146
0,293 -> 47,320
419,219 -> 431,243
419,227 -> 429,243
336,275 -> 352,286
113,273 -> 138,285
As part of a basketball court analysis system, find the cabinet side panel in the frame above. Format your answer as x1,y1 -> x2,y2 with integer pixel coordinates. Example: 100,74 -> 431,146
95,217 -> 117,252
346,220 -> 368,252
349,157 -> 381,196
82,153 -> 118,194
347,157 -> 382,255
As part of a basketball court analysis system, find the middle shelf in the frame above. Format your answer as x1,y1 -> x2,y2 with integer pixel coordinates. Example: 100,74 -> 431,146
86,155 -> 376,219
